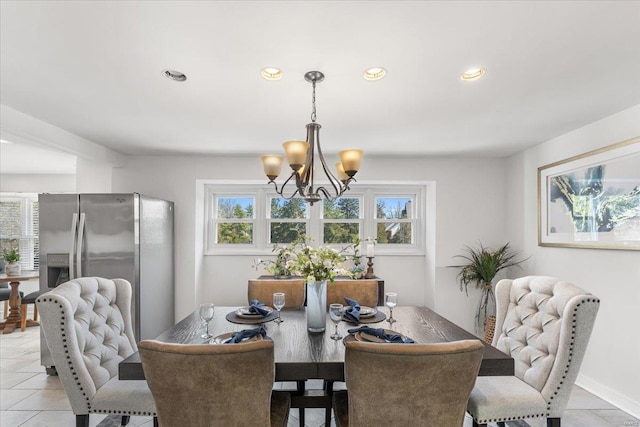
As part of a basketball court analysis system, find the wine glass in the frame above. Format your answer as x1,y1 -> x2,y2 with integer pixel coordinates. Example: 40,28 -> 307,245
385,292 -> 398,324
273,292 -> 285,324
329,303 -> 344,340
199,303 -> 215,339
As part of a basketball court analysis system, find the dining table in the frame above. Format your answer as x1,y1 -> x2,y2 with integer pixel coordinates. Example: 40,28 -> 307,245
119,305 -> 513,420
0,271 -> 40,334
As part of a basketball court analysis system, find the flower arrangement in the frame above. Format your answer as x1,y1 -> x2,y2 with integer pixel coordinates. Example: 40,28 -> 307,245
254,244 -> 297,277
290,237 -> 350,283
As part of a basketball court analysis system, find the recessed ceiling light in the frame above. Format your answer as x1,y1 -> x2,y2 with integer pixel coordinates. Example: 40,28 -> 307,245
363,67 -> 386,81
162,69 -> 187,82
261,67 -> 283,81
461,67 -> 486,81
0,139 -> 12,144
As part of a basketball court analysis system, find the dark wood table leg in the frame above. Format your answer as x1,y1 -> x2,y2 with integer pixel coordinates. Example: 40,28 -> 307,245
0,281 -> 22,334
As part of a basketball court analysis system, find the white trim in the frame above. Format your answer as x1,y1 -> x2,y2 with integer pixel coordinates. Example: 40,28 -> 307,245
201,180 -> 431,257
576,374 -> 640,420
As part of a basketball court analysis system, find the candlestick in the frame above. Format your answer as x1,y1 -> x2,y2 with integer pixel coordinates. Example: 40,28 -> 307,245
366,244 -> 374,257
364,256 -> 375,279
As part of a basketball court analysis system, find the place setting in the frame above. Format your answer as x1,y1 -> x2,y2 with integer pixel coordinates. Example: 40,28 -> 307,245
343,326 -> 415,344
225,299 -> 279,324
340,297 -> 386,325
209,327 -> 268,344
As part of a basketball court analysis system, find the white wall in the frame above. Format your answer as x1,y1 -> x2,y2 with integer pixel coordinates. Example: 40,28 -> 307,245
112,155 -> 509,333
75,158 -> 112,193
506,104 -> 640,418
0,174 -> 75,193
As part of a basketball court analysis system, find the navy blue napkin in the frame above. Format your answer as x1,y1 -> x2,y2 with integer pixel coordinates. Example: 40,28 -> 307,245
225,327 -> 267,344
347,326 -> 414,343
343,297 -> 361,323
249,300 -> 270,316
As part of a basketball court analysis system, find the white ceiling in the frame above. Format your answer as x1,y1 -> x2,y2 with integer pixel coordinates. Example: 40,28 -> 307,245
1,1 -> 639,169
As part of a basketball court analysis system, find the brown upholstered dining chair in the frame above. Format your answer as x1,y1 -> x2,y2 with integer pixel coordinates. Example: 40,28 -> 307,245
139,339 -> 291,427
326,279 -> 378,308
333,339 -> 484,427
248,279 -> 305,309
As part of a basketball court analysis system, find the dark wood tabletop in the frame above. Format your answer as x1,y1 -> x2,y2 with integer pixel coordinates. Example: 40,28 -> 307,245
119,305 -> 513,381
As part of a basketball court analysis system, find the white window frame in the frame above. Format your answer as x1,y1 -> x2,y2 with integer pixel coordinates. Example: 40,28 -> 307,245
0,192 -> 39,270
203,182 -> 428,256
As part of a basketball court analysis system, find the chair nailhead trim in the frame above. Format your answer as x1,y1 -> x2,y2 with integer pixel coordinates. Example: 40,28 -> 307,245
41,298 -> 157,416
470,295 -> 600,424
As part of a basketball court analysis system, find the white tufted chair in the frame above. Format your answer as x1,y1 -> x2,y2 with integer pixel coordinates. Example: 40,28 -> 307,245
36,277 -> 157,427
467,276 -> 600,427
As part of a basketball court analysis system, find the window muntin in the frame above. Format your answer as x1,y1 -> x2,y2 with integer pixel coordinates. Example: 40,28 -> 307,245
0,194 -> 39,270
214,196 -> 255,244
204,184 -> 426,255
268,198 -> 308,244
375,197 -> 415,244
322,198 -> 361,244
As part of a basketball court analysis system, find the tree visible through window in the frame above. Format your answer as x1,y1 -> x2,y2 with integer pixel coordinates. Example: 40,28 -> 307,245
375,197 -> 413,244
216,197 -> 254,244
323,198 -> 361,244
269,198 -> 307,244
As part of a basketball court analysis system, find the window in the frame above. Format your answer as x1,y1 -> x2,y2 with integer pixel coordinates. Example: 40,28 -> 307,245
375,196 -> 414,244
0,193 -> 39,270
212,196 -> 255,244
204,183 -> 426,255
268,197 -> 308,244
322,197 -> 362,244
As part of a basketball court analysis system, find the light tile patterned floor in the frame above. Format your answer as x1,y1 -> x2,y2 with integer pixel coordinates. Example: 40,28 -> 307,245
1,322 -> 638,427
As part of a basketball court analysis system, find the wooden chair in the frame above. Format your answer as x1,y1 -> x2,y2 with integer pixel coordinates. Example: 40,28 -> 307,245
248,279 -> 305,309
37,277 -> 157,427
326,279 -> 378,308
467,276 -> 600,427
139,339 -> 290,427
333,339 -> 484,426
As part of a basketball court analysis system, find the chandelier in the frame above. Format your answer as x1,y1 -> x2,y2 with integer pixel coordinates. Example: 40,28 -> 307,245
261,71 -> 363,205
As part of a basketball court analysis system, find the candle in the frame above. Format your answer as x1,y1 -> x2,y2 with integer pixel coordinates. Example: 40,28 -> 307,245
367,244 -> 374,257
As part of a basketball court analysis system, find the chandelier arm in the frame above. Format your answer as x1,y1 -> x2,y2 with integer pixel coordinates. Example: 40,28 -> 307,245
269,172 -> 302,200
316,186 -> 338,201
314,131 -> 345,198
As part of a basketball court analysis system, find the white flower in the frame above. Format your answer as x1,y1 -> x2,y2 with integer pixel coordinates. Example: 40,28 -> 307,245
323,259 -> 332,268
307,275 -> 316,282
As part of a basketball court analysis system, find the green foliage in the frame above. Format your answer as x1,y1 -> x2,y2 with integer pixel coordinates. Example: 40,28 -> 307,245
453,242 -> 527,332
290,237 -> 349,282
217,199 -> 253,244
2,248 -> 20,263
454,242 -> 525,294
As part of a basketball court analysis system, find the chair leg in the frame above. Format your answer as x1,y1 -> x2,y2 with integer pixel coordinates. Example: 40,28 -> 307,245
121,415 -> 131,425
547,418 -> 561,427
297,380 -> 305,427
497,423 -> 506,427
20,304 -> 27,331
76,414 -> 89,427
472,422 -> 487,427
3,300 -> 8,318
33,304 -> 38,321
153,417 -> 159,427
325,380 -> 334,426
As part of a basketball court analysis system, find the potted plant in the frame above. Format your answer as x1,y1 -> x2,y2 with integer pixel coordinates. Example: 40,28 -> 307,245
453,242 -> 526,333
3,248 -> 21,276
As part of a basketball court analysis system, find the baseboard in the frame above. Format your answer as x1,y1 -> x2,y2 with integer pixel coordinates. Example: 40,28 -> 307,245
576,373 -> 640,420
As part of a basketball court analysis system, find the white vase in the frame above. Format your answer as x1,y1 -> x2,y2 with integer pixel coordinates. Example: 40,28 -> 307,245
306,280 -> 327,333
6,262 -> 21,276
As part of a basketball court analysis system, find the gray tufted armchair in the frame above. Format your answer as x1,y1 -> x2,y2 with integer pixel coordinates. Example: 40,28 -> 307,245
467,276 -> 600,427
37,277 -> 157,427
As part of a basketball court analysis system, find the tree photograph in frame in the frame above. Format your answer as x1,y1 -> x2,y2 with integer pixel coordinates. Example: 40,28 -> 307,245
538,137 -> 640,250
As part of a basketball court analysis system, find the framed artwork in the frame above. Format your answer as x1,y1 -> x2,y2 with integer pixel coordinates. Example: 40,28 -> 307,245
538,136 -> 640,250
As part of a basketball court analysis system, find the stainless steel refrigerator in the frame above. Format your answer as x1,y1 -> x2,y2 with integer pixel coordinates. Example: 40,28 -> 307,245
38,193 -> 174,373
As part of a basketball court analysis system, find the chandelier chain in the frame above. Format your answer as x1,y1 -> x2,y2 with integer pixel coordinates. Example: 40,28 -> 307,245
311,81 -> 317,123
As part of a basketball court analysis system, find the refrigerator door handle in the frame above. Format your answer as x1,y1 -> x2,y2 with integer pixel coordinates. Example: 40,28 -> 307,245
76,213 -> 86,278
69,213 -> 78,280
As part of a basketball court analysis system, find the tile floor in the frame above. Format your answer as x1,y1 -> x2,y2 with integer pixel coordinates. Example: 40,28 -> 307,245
1,320 -> 638,427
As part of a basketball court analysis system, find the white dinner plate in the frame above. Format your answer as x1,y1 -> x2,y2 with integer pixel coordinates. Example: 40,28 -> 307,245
235,306 -> 274,318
